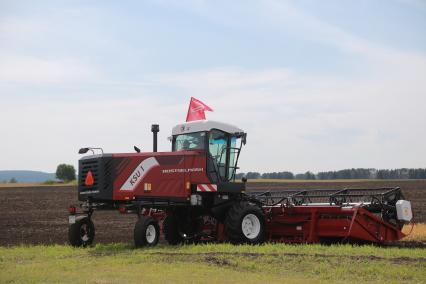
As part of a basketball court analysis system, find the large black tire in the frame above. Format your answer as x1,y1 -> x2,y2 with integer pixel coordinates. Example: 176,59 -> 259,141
134,216 -> 160,248
68,216 -> 95,247
163,214 -> 184,245
224,201 -> 266,244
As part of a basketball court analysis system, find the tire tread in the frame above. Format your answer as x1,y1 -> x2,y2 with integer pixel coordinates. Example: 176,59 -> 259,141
134,216 -> 160,248
224,201 -> 265,244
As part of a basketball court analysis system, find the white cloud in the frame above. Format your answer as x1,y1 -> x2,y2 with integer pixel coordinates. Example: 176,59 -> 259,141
0,16 -> 51,44
1,0 -> 425,173
0,97 -> 184,172
143,54 -> 426,172
395,0 -> 426,10
3,58 -> 424,173
152,67 -> 292,91
0,54 -> 101,84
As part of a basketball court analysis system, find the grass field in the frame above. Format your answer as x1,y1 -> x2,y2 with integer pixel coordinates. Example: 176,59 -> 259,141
247,179 -> 426,183
1,243 -> 425,284
248,179 -> 374,183
0,182 -> 424,283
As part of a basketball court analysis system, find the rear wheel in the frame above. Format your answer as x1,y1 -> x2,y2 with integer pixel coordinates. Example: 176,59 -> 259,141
163,214 -> 183,245
134,216 -> 160,248
69,216 -> 95,247
163,211 -> 205,245
225,201 -> 265,244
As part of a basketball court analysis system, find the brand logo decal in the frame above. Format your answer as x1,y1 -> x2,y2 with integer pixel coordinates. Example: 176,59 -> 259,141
180,126 -> 190,132
162,168 -> 203,174
120,157 -> 159,191
80,190 -> 100,195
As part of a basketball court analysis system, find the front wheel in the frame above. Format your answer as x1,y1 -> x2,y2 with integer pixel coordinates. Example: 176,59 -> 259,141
134,216 -> 160,248
69,216 -> 95,247
224,201 -> 266,244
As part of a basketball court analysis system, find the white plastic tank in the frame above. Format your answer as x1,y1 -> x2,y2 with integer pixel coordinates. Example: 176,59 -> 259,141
396,200 -> 413,222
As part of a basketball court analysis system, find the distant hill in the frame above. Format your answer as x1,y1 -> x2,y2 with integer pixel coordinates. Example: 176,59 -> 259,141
0,171 -> 56,183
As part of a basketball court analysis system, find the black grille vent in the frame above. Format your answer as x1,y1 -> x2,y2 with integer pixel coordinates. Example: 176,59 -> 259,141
103,159 -> 114,190
78,155 -> 114,202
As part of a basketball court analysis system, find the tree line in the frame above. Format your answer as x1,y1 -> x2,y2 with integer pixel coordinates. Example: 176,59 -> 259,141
1,164 -> 76,184
1,178 -> 17,184
235,168 -> 426,180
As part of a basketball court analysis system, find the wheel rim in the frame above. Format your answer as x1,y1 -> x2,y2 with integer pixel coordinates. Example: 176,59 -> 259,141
146,224 -> 156,243
241,214 -> 261,239
80,224 -> 89,242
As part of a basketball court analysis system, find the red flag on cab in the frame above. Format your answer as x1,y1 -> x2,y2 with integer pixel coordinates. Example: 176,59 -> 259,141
186,97 -> 213,122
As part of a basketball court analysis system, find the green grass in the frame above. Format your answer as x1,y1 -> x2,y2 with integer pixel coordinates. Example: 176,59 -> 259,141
247,179 -> 426,183
1,243 -> 425,284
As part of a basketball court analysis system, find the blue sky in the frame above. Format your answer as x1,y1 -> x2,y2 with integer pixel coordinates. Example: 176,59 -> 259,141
1,0 -> 426,173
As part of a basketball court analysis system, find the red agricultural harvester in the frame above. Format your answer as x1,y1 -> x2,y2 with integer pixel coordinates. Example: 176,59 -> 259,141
68,120 -> 413,247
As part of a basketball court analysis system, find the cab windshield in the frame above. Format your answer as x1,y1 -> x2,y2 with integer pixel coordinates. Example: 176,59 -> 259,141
173,132 -> 206,151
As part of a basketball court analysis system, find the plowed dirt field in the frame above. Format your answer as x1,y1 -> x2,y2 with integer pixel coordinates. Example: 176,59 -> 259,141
0,180 -> 425,246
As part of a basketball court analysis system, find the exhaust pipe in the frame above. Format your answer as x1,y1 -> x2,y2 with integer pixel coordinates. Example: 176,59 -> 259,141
151,124 -> 159,152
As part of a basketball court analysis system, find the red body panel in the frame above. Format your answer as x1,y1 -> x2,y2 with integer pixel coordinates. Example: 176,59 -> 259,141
263,205 -> 404,243
111,151 -> 211,201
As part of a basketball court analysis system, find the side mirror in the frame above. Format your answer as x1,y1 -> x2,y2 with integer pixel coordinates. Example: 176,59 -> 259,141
235,132 -> 247,145
242,133 -> 247,145
78,147 -> 103,155
134,146 -> 141,153
78,148 -> 89,154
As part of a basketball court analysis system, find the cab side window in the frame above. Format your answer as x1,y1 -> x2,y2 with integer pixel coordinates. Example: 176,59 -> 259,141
209,130 -> 228,180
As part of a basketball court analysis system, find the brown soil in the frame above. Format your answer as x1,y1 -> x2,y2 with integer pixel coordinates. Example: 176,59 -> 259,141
0,186 -> 135,246
0,180 -> 425,246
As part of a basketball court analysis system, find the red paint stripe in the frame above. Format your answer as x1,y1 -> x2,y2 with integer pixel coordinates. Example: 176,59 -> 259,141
202,185 -> 210,192
197,185 -> 206,192
206,184 -> 217,192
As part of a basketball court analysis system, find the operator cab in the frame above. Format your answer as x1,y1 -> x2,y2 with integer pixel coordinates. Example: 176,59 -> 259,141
171,120 -> 246,183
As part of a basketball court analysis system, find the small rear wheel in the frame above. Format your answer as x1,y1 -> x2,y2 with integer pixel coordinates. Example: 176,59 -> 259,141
134,216 -> 160,248
69,216 -> 95,247
225,201 -> 265,244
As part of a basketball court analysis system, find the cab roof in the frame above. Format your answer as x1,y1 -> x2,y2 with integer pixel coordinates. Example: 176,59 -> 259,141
172,120 -> 244,136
